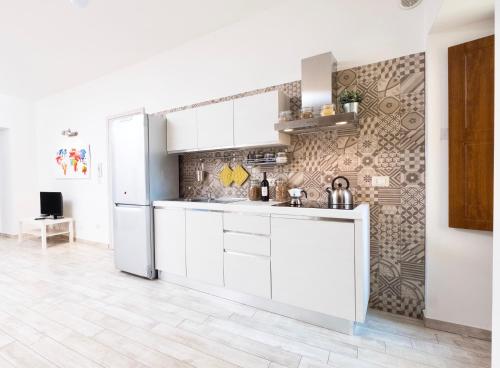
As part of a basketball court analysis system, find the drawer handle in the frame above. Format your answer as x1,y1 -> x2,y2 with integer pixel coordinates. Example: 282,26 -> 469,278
223,230 -> 270,237
224,250 -> 270,259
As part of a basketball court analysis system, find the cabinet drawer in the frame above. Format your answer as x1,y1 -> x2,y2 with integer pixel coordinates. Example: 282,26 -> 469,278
223,212 -> 270,235
224,232 -> 270,256
224,252 -> 271,299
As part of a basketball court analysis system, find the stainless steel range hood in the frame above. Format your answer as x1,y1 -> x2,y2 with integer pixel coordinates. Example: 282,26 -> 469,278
275,52 -> 358,134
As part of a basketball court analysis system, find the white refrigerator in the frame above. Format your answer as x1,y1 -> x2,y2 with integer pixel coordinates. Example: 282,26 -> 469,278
109,111 -> 178,279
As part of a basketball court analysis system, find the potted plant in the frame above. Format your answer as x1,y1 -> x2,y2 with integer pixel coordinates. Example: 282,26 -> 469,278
339,90 -> 362,113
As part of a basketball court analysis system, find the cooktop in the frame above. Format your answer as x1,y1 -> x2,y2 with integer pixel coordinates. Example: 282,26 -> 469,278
273,201 -> 354,210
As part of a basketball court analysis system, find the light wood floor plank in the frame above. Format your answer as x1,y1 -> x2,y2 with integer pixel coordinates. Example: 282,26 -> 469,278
30,336 -> 103,368
0,238 -> 491,368
93,329 -> 193,368
179,319 -> 302,368
0,342 -> 56,368
152,322 -> 271,368
205,316 -> 330,362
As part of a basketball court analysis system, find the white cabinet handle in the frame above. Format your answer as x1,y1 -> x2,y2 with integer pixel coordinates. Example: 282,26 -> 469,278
224,249 -> 270,260
271,214 -> 354,223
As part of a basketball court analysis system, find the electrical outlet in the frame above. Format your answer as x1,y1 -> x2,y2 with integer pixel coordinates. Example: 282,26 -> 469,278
372,176 -> 390,187
97,162 -> 103,178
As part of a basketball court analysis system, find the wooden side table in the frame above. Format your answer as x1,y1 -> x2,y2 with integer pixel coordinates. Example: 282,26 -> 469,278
18,217 -> 74,249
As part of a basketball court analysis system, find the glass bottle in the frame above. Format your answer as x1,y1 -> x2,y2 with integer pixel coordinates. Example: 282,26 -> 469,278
261,172 -> 269,202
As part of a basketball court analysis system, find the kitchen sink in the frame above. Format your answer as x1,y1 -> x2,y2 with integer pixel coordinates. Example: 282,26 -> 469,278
171,197 -> 245,204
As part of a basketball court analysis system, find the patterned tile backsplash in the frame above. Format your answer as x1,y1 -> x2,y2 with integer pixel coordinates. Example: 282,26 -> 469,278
167,53 -> 425,319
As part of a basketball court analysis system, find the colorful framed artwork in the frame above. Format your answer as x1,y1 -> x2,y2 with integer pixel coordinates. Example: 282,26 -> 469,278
55,145 -> 91,179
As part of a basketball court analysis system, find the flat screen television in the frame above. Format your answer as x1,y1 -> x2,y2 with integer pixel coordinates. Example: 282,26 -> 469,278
40,192 -> 63,219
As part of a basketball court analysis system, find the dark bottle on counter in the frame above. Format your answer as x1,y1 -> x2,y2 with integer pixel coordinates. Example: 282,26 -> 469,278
261,172 -> 269,202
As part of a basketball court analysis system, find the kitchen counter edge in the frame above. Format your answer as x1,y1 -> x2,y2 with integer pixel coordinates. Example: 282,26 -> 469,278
153,200 -> 369,220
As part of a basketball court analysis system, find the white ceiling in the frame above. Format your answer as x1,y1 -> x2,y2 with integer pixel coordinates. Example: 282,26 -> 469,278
0,0 -> 284,100
431,0 -> 494,33
3,0 -> 486,101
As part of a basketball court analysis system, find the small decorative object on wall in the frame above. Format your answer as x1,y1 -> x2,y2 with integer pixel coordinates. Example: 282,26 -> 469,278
55,145 -> 90,179
218,164 -> 233,187
232,164 -> 249,187
339,90 -> 363,113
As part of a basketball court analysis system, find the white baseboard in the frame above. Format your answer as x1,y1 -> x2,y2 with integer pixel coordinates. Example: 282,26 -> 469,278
0,233 -> 16,239
423,312 -> 491,341
75,238 -> 110,249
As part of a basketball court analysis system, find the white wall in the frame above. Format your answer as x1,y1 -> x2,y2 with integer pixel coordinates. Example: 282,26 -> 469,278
0,129 -> 9,233
0,94 -> 37,235
425,19 -> 494,331
34,0 -> 427,243
491,1 -> 499,366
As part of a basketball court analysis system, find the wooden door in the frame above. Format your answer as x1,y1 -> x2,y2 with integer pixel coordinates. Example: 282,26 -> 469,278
449,35 -> 494,231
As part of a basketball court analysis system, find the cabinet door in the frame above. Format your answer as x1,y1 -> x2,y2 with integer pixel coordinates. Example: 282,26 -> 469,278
224,252 -> 271,299
197,101 -> 234,150
186,210 -> 223,286
166,109 -> 197,152
271,216 -> 356,320
449,36 -> 494,230
154,208 -> 186,276
233,91 -> 289,147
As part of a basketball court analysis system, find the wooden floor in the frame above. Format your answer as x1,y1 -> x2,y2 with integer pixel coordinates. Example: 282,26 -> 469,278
0,237 -> 491,368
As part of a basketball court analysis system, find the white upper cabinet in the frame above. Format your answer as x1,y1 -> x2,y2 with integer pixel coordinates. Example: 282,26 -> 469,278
166,108 -> 197,152
234,90 -> 290,147
166,91 -> 290,153
197,101 -> 234,150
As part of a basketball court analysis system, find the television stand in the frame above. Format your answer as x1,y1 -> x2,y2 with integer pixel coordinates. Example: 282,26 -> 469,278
18,217 -> 74,249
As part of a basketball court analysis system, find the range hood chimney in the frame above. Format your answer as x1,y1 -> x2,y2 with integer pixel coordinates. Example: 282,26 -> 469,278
275,52 -> 358,134
301,52 -> 336,108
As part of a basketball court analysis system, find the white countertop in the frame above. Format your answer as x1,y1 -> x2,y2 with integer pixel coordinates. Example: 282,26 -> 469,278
153,199 -> 369,220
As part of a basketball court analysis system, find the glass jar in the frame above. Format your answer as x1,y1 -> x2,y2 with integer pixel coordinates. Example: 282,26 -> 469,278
312,105 -> 322,117
248,179 -> 261,201
279,110 -> 293,122
321,103 -> 335,116
300,106 -> 314,119
276,151 -> 288,164
275,179 -> 289,202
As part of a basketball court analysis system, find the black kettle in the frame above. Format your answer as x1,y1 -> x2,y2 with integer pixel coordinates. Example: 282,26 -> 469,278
326,176 -> 353,209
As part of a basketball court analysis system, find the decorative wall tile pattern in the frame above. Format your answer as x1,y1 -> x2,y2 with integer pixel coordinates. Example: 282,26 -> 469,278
169,53 -> 426,319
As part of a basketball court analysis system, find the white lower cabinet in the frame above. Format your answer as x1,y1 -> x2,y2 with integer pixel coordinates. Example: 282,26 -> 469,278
224,251 -> 271,299
154,208 -> 186,276
271,216 -> 356,320
186,210 -> 224,286
154,205 -> 364,328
